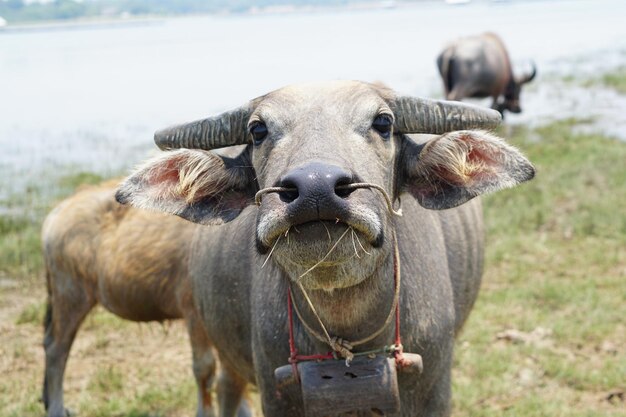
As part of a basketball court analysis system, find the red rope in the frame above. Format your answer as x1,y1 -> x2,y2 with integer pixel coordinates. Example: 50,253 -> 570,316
287,289 -> 300,382
296,353 -> 335,360
287,289 -> 296,357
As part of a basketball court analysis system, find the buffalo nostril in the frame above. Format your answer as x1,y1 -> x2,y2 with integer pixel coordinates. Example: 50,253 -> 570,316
278,180 -> 299,203
278,163 -> 354,205
279,189 -> 299,203
335,178 -> 355,198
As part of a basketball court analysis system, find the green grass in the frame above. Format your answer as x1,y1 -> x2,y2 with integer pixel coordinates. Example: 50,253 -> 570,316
452,120 -> 626,416
580,66 -> 626,94
599,67 -> 626,94
58,171 -> 104,190
15,301 -> 47,325
0,214 -> 42,279
0,171 -> 107,280
82,306 -> 137,332
3,374 -> 196,417
88,366 -> 125,393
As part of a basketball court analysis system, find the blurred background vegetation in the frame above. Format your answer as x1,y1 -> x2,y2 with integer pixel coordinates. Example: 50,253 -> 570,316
1,0 -> 362,22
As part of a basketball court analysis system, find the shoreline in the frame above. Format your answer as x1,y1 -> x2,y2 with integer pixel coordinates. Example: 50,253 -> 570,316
0,1 -> 412,34
0,16 -> 166,34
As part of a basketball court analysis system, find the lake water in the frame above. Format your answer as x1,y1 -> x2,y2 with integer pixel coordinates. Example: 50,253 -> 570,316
1,0 -> 626,198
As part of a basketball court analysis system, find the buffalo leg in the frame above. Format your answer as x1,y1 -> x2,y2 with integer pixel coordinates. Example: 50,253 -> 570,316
446,86 -> 465,101
43,274 -> 95,417
217,365 -> 250,417
236,398 -> 253,417
187,313 -> 218,417
491,96 -> 505,116
419,360 -> 452,417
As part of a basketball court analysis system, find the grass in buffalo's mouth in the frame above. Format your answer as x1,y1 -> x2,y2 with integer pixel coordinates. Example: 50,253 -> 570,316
452,119 -> 626,416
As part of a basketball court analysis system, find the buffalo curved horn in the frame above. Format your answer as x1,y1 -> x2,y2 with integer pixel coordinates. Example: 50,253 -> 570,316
520,62 -> 537,84
154,105 -> 252,151
393,96 -> 502,134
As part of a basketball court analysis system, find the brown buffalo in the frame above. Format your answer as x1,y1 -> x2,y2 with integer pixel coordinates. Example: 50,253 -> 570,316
41,180 -> 251,417
437,32 -> 536,114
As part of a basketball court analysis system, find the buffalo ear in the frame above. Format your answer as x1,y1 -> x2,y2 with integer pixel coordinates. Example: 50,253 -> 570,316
401,131 -> 535,210
116,147 -> 256,225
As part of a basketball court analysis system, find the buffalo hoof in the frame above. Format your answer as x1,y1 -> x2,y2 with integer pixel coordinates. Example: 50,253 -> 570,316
237,399 -> 254,417
46,408 -> 73,417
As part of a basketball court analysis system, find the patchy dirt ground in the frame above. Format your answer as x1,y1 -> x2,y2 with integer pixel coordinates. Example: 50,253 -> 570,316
2,269 -> 623,417
0,279 -> 204,417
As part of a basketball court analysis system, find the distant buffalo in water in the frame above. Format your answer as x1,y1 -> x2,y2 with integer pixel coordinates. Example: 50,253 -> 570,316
437,32 -> 536,114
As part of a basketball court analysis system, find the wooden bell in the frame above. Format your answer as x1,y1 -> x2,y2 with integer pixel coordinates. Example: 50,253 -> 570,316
275,354 -> 422,417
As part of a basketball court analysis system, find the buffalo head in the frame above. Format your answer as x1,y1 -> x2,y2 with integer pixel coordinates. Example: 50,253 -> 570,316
502,63 -> 537,113
117,81 -> 534,291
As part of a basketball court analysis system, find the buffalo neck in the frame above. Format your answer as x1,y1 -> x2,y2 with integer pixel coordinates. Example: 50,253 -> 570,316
287,245 -> 397,351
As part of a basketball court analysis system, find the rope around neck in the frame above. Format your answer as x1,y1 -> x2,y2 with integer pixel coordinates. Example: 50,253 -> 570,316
288,229 -> 402,365
255,183 -> 403,217
289,233 -> 401,363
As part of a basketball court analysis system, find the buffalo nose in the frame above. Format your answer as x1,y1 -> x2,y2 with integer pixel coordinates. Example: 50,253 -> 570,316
278,162 -> 355,206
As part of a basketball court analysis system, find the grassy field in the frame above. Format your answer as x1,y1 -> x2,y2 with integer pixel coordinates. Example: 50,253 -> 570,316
597,67 -> 626,94
453,120 -> 626,416
0,171 -> 106,280
0,118 -> 624,416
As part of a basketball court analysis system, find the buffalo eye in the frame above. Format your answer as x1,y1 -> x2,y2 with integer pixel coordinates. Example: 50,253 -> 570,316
249,122 -> 268,145
372,114 -> 393,139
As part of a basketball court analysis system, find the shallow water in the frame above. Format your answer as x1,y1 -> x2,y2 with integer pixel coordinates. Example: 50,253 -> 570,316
1,0 -> 625,199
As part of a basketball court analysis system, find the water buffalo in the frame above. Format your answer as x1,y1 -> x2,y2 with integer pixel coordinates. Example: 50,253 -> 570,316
116,80 -> 535,416
41,180 -> 251,417
437,32 -> 537,114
